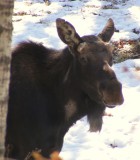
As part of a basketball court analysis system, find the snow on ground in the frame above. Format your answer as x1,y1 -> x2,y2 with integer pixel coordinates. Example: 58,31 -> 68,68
13,0 -> 140,159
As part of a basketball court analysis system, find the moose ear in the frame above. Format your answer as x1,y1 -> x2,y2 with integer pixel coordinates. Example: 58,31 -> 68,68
98,18 -> 115,42
56,18 -> 83,48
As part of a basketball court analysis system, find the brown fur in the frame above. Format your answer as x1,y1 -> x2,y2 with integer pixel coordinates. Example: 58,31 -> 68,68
5,18 -> 124,159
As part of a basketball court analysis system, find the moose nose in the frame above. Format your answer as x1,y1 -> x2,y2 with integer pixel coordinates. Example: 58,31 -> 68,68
111,94 -> 124,107
116,82 -> 124,105
104,92 -> 124,108
118,94 -> 124,105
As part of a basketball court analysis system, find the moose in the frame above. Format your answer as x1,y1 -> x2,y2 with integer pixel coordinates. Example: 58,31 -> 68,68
5,18 -> 124,159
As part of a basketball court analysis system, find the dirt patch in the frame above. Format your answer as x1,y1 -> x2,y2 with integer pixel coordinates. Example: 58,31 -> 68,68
112,39 -> 140,63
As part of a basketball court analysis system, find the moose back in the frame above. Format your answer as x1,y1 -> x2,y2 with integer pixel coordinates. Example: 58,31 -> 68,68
5,18 -> 124,159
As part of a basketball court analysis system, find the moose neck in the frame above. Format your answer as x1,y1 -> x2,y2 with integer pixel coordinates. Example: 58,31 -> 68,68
43,47 -> 77,87
49,47 -> 87,116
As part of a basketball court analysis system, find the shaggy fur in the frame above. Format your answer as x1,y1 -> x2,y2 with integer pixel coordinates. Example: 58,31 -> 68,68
5,18 -> 124,159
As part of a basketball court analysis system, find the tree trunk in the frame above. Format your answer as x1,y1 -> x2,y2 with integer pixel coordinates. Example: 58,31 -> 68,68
0,0 -> 14,159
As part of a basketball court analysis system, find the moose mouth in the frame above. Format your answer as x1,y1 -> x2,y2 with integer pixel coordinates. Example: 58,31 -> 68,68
100,91 -> 124,109
102,94 -> 124,108
104,103 -> 116,108
97,92 -> 116,108
84,88 -> 118,109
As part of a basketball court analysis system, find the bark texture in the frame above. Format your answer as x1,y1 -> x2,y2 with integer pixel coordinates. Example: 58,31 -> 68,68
0,0 -> 14,158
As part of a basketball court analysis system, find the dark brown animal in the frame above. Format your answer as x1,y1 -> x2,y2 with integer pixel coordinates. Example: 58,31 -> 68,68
5,18 -> 124,160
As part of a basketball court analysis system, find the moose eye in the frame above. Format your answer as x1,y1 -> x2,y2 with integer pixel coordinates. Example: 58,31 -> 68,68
107,71 -> 116,80
109,57 -> 113,66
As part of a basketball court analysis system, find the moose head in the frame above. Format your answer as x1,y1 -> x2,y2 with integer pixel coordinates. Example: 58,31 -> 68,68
56,18 -> 124,109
